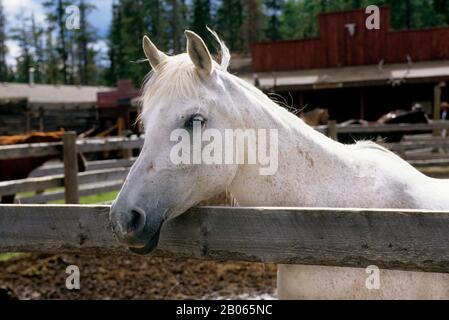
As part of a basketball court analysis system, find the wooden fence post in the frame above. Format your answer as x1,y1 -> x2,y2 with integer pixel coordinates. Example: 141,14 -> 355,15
328,120 -> 338,141
63,132 -> 79,204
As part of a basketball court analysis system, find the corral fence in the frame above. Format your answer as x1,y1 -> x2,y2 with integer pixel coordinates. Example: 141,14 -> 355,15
1,122 -> 449,204
0,132 -> 143,204
0,205 -> 448,274
320,121 -> 449,177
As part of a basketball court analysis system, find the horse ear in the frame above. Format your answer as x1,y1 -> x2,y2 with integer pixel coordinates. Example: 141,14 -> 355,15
143,35 -> 167,70
185,30 -> 213,76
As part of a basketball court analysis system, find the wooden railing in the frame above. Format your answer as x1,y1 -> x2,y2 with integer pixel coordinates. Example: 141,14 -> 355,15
1,123 -> 449,204
0,133 -> 143,204
0,205 -> 448,273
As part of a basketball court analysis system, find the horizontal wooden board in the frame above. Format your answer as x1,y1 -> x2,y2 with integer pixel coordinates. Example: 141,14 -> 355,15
0,137 -> 144,160
17,181 -> 124,204
0,168 -> 129,196
0,205 -> 449,273
0,142 -> 62,160
31,158 -> 136,177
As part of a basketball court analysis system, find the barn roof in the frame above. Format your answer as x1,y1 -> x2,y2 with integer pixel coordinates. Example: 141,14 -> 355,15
0,83 -> 113,109
243,60 -> 449,91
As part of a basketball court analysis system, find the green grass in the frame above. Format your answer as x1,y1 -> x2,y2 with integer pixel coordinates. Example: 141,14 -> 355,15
49,191 -> 118,205
18,187 -> 64,198
0,253 -> 26,262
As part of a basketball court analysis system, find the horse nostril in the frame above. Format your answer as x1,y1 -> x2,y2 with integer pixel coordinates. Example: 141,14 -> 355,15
127,208 -> 146,237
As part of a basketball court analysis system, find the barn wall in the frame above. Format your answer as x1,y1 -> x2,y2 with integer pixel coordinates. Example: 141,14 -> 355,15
276,83 -> 444,122
251,7 -> 449,72
39,107 -> 99,133
0,103 -> 99,135
0,100 -> 28,135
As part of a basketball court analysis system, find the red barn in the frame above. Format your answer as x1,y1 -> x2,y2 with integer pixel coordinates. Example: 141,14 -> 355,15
248,7 -> 449,122
97,80 -> 140,135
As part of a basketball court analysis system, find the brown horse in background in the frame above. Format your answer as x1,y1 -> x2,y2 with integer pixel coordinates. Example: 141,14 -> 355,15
300,108 -> 330,127
0,130 -> 86,203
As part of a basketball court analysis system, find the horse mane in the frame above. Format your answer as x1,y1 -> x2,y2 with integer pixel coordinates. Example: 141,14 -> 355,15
350,140 -> 391,153
348,140 -> 407,162
139,30 -> 231,117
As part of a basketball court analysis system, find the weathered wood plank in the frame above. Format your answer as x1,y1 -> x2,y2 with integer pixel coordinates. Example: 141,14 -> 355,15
0,168 -> 129,196
315,122 -> 449,134
327,120 -> 337,140
17,181 -> 124,204
76,137 -> 144,153
387,141 -> 449,151
403,154 -> 449,161
31,158 -> 136,177
0,205 -> 448,273
0,137 -> 144,160
0,175 -> 64,196
0,142 -> 61,160
338,123 -> 449,134
410,159 -> 449,167
63,132 -> 79,204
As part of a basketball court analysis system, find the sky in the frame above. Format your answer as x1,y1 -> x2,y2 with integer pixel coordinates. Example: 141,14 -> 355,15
4,0 -> 114,66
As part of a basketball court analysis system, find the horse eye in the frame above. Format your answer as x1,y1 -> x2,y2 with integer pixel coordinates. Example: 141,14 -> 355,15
185,114 -> 206,129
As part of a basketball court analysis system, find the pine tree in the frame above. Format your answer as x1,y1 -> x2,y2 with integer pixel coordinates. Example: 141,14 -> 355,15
11,14 -> 35,83
264,0 -> 283,40
30,14 -> 45,83
190,0 -> 213,46
279,0 -> 301,39
106,0 -> 149,86
0,0 -> 8,81
43,0 -> 73,84
165,0 -> 186,53
216,0 -> 244,52
105,1 -> 124,86
44,26 -> 59,84
433,0 -> 449,24
76,0 -> 98,85
241,0 -> 264,53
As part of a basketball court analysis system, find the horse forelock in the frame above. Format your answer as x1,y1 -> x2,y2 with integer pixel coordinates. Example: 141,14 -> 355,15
139,31 -> 231,119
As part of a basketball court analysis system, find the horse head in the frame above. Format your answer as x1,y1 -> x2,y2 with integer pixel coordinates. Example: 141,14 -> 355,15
110,31 -> 251,254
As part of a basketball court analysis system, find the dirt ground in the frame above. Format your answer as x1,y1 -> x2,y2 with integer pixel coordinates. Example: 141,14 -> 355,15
0,253 -> 277,300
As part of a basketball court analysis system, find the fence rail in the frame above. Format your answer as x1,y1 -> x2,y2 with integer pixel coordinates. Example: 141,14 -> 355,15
321,121 -> 449,167
2,124 -> 449,204
0,133 -> 142,204
30,158 -> 137,177
316,121 -> 449,134
0,205 -> 448,273
0,136 -> 144,160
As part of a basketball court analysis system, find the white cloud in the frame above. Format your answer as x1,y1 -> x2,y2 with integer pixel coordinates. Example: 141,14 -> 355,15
90,39 -> 110,67
3,0 -> 46,26
5,40 -> 20,67
4,0 -> 47,67
90,39 -> 107,53
3,0 -> 114,68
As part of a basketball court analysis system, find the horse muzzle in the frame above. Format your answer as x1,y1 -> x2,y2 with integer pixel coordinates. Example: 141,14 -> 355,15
110,204 -> 165,255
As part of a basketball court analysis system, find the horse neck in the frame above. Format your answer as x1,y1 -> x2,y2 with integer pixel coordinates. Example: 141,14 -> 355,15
227,84 -> 356,207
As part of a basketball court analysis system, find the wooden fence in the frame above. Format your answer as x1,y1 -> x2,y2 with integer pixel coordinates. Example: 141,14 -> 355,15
322,121 -> 449,174
0,132 -> 143,204
1,123 -> 449,204
0,205 -> 448,273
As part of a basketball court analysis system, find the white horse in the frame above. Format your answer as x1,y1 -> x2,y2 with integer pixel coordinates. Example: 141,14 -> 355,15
110,30 -> 449,299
